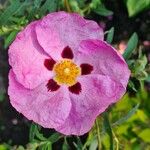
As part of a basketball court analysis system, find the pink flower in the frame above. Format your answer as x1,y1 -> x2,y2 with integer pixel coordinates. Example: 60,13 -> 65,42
8,12 -> 130,135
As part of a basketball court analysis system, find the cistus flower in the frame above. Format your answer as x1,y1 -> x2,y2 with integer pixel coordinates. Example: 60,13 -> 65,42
8,12 -> 130,135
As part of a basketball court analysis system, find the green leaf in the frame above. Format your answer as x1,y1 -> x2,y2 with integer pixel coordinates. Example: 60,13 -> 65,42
16,146 -> 25,150
69,0 -> 83,16
26,142 -> 38,150
135,70 -> 148,81
0,92 -> 5,102
0,0 -> 22,25
35,131 -> 47,141
40,142 -> 52,150
62,137 -> 69,150
28,0 -> 42,20
136,109 -> 148,122
123,32 -> 138,60
39,0 -> 58,16
76,137 -> 83,150
4,30 -> 19,48
113,103 -> 140,126
126,0 -> 150,17
29,123 -> 38,142
138,129 -> 150,143
82,127 -> 97,150
34,0 -> 42,9
128,80 -> 137,92
93,4 -> 113,16
103,113 -> 113,150
133,55 -> 147,74
106,27 -> 114,44
89,138 -> 98,150
90,0 -> 101,9
146,75 -> 150,82
73,137 -> 83,150
0,145 -> 7,150
29,124 -> 47,141
48,133 -> 61,143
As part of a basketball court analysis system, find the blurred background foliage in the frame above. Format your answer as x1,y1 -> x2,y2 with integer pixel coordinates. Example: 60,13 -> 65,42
0,0 -> 150,150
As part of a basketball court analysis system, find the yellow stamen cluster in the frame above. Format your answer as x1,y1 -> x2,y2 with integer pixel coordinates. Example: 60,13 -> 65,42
53,59 -> 81,86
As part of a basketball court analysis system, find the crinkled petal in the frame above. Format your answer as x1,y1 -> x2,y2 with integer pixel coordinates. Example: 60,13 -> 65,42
76,40 -> 130,87
35,11 -> 104,60
8,70 -> 71,128
9,21 -> 52,89
56,75 -> 125,135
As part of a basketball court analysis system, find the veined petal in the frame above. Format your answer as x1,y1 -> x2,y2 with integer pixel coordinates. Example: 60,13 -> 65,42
9,21 -> 53,89
35,11 -> 104,61
8,70 -> 71,128
76,39 -> 130,87
56,75 -> 125,135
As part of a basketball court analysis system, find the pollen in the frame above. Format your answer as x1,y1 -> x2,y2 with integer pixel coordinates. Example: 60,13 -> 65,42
53,59 -> 81,86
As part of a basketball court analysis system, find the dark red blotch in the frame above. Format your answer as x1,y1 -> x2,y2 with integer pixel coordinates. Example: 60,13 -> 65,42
80,63 -> 93,75
44,58 -> 56,70
46,79 -> 60,91
69,82 -> 81,94
61,46 -> 74,59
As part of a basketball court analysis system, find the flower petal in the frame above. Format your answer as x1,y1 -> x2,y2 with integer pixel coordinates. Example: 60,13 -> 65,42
35,11 -> 104,60
9,21 -> 53,89
56,75 -> 125,135
8,70 -> 71,128
76,40 -> 130,87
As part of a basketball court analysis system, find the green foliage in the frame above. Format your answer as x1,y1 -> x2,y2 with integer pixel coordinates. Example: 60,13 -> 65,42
112,103 -> 140,126
0,93 -> 5,102
123,33 -> 138,60
103,113 -> 113,150
0,0 -> 114,48
26,123 -> 61,149
138,129 -> 150,143
39,0 -> 58,16
93,4 -> 113,17
0,0 -> 59,48
4,30 -> 19,48
125,0 -> 150,17
0,0 -> 22,25
106,27 -> 114,44
0,0 -> 149,150
0,144 -> 7,150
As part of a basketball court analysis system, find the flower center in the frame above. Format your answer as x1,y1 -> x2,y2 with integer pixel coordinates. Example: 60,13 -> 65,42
53,59 -> 81,86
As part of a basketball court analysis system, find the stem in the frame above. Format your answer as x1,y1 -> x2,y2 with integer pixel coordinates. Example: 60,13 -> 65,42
96,119 -> 101,150
64,0 -> 72,12
112,130 -> 119,150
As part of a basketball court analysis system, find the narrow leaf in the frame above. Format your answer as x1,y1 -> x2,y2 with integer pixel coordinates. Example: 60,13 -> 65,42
123,32 -> 138,60
138,129 -> 150,143
146,75 -> 150,82
39,0 -> 58,16
103,112 -> 113,150
29,123 -> 38,142
93,5 -> 113,16
48,133 -> 61,143
0,0 -> 22,25
106,27 -> 114,44
113,103 -> 140,126
4,30 -> 19,48
62,137 -> 69,150
89,138 -> 98,150
126,0 -> 150,17
76,137 -> 83,150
